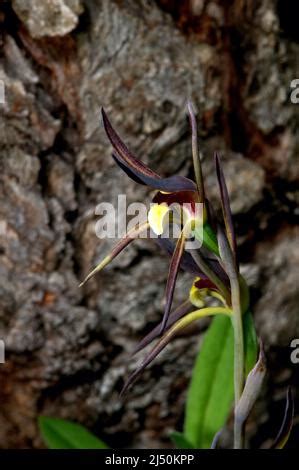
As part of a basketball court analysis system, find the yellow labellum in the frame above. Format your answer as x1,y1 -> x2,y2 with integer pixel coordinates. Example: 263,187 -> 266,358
189,278 -> 227,308
148,203 -> 170,235
189,283 -> 207,308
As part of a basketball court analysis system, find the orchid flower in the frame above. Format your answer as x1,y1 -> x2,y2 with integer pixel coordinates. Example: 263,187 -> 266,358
79,104 -> 244,400
78,102 -> 293,450
80,103 -> 231,337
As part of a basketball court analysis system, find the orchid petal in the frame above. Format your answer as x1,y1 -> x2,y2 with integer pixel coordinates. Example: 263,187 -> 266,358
121,306 -> 232,394
132,300 -> 192,355
190,277 -> 225,308
153,190 -> 199,208
102,108 -> 196,192
112,153 -> 146,185
189,283 -> 206,308
271,388 -> 294,449
155,237 -> 207,277
160,229 -> 187,334
215,153 -> 238,265
190,284 -> 211,308
217,225 -> 238,281
194,278 -> 217,290
79,222 -> 149,287
148,203 -> 170,236
157,236 -> 229,289
187,101 -> 205,202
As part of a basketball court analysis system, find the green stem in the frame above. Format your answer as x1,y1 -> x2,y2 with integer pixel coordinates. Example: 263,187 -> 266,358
230,274 -> 245,449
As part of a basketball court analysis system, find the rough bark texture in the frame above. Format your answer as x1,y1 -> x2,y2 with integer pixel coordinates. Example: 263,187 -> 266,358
0,0 -> 298,448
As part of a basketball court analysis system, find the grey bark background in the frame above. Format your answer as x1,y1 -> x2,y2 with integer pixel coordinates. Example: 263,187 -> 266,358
0,0 -> 298,448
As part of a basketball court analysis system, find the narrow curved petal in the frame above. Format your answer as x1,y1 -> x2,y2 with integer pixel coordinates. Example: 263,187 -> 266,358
217,225 -> 238,281
102,108 -> 159,177
215,153 -> 238,265
271,388 -> 294,449
121,306 -> 232,394
155,237 -> 207,277
102,108 -> 196,192
79,222 -> 149,287
187,101 -> 205,202
132,300 -> 192,355
114,152 -> 197,192
160,230 -> 187,334
112,154 -> 146,185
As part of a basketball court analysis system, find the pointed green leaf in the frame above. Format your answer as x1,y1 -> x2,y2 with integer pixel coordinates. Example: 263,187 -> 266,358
39,416 -> 109,449
184,309 -> 258,448
184,315 -> 234,448
170,431 -> 195,449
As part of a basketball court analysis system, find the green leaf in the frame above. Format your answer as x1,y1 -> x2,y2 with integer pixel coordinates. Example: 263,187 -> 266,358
170,431 -> 195,449
39,416 -> 109,449
184,315 -> 234,448
184,311 -> 258,449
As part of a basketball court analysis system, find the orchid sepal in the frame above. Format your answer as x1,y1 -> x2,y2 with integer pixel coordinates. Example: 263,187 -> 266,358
102,108 -> 196,192
132,300 -> 192,355
271,388 -> 294,449
215,153 -> 238,266
121,306 -> 233,394
79,221 -> 149,287
160,224 -> 190,334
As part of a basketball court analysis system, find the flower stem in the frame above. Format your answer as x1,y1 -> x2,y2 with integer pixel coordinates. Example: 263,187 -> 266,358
230,274 -> 245,449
